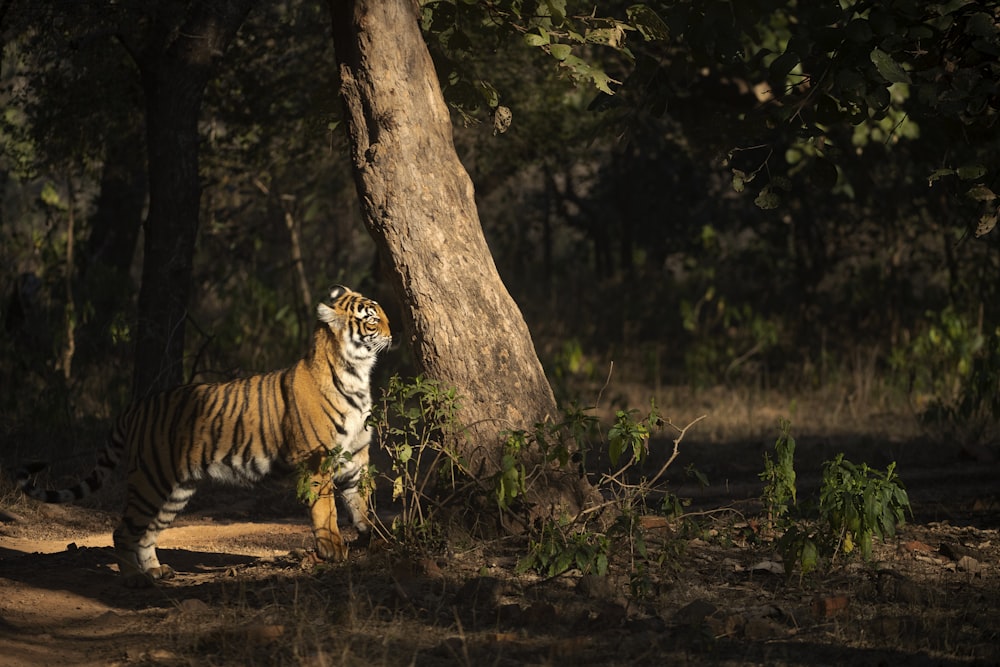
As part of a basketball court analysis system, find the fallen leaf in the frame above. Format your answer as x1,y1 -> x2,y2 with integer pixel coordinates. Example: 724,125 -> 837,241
956,555 -> 984,576
812,595 -> 849,617
900,540 -> 933,554
750,560 -> 785,575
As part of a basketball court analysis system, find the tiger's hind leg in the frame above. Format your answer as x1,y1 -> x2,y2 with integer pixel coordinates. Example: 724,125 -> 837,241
115,481 -> 197,587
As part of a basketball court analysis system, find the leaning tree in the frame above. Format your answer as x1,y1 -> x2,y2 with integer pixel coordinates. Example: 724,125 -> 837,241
326,0 -> 593,513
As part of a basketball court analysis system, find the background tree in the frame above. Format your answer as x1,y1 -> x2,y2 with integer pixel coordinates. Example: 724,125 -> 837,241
120,0 -> 256,397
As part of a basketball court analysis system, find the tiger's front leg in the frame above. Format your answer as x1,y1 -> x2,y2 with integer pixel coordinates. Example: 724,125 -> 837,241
307,471 -> 348,561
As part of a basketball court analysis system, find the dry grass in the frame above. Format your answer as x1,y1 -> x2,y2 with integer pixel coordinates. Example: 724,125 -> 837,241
574,355 -> 921,445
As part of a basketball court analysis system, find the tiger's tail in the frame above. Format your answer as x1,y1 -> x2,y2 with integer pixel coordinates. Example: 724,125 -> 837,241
15,435 -> 123,504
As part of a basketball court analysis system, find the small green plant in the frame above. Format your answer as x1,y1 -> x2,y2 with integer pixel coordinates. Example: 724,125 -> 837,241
492,402 -> 603,513
368,374 -> 466,547
775,524 -> 821,575
819,454 -> 911,560
759,420 -> 912,575
517,517 -> 610,578
607,402 -> 662,467
516,403 -> 704,592
607,506 -> 661,597
759,418 -> 797,530
501,402 -> 600,474
494,431 -> 528,510
657,464 -> 706,519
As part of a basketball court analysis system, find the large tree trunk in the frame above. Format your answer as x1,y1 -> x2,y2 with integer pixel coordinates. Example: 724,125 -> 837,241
328,0 -> 595,517
328,1 -> 552,458
127,0 -> 255,398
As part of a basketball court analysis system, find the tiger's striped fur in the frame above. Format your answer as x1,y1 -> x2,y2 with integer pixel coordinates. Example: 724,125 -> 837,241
15,286 -> 390,585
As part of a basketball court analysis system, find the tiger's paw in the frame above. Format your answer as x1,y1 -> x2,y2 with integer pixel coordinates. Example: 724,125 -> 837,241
123,564 -> 175,588
315,536 -> 349,562
353,529 -> 372,546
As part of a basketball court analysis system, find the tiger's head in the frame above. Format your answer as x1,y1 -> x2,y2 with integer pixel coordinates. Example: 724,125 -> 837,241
316,285 -> 392,357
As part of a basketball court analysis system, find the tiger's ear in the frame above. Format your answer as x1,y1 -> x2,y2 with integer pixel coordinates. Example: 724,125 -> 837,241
318,285 -> 351,325
317,302 -> 343,326
328,285 -> 350,302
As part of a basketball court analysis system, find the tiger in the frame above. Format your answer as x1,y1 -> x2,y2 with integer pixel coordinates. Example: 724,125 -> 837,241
15,285 -> 391,586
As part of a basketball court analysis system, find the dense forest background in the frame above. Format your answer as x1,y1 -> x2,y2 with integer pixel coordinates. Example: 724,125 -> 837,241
1,0 -> 998,458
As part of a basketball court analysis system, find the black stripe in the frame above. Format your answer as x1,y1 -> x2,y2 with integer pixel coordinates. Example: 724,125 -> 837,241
330,371 -> 362,411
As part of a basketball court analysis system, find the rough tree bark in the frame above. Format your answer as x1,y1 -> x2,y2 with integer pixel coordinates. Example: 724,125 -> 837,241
328,0 -> 595,515
125,0 -> 255,398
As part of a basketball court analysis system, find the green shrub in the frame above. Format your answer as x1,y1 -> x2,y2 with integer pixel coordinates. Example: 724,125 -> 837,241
760,420 -> 911,575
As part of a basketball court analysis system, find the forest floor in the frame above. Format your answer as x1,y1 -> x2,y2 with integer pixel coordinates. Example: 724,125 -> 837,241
1,394 -> 999,666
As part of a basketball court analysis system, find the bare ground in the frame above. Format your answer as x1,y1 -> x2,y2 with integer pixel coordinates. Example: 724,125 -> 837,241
1,431 -> 999,666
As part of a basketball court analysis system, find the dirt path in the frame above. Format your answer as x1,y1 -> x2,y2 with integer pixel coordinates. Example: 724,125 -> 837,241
0,508 -> 317,667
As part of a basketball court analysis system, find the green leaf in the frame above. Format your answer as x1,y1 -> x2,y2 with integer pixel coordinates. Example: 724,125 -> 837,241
543,0 -> 567,25
928,168 -> 955,185
800,538 -> 819,574
476,80 -> 499,108
608,434 -> 624,466
836,69 -> 867,99
870,48 -> 911,84
636,536 -> 647,558
588,68 -> 616,95
754,187 -> 781,209
549,43 -> 572,61
555,550 -> 573,574
769,51 -> 800,80
524,31 -> 549,47
957,164 -> 988,180
814,94 -> 842,125
40,181 -> 65,209
627,5 -> 669,41
560,54 -> 617,94
865,85 -> 890,111
596,553 -> 609,576
966,184 -> 997,202
732,169 -> 747,193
